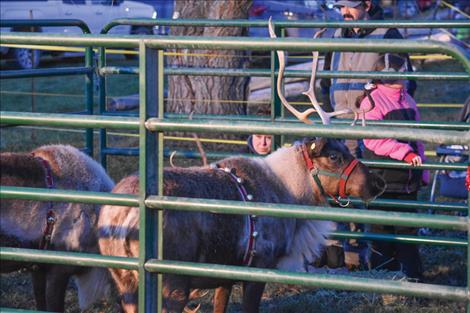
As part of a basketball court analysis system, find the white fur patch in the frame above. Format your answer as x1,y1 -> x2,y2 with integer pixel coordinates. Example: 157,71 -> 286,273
276,220 -> 335,272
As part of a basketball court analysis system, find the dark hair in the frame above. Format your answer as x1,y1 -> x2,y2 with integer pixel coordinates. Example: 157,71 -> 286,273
374,53 -> 406,72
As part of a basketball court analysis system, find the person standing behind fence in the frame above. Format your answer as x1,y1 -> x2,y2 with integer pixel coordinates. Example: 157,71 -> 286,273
240,134 -> 274,156
319,0 -> 417,272
321,0 -> 416,157
359,53 -> 427,281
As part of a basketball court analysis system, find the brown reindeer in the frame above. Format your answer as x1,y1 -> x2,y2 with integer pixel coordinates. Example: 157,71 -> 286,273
98,18 -> 385,313
98,135 -> 386,313
0,145 -> 115,312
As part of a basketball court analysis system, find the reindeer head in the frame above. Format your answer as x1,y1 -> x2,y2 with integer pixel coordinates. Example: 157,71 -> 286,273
300,138 -> 386,204
268,18 -> 384,203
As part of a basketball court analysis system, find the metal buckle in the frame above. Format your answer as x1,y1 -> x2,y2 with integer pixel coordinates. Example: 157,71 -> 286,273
337,197 -> 351,207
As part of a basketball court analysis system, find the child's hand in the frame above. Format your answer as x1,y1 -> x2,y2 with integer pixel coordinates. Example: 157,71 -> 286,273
404,152 -> 422,166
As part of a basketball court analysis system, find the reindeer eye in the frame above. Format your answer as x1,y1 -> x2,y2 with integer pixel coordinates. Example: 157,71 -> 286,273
329,152 -> 339,161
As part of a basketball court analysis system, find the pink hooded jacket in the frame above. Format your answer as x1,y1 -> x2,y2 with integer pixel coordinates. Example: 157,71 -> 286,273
360,84 -> 425,160
360,84 -> 429,190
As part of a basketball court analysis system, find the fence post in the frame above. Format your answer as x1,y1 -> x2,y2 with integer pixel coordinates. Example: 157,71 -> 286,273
85,46 -> 94,157
467,157 -> 470,313
138,41 -> 164,312
98,47 -> 108,169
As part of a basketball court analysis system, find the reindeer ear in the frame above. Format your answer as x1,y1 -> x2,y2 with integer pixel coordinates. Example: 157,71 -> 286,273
307,138 -> 327,157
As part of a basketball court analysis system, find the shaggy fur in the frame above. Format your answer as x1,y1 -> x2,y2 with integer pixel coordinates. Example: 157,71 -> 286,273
98,138 -> 386,313
0,145 -> 115,312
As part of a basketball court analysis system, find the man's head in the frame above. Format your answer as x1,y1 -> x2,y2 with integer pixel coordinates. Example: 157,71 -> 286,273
334,0 -> 372,21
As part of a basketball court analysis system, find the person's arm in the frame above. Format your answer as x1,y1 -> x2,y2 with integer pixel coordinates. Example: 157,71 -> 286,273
384,29 -> 417,96
361,96 -> 415,161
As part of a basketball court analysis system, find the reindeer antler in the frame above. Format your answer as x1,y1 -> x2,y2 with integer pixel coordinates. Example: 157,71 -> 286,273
302,29 -> 352,125
269,18 -> 373,126
268,17 -> 316,124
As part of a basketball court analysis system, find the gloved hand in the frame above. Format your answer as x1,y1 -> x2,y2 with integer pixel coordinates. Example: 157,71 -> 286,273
404,152 -> 422,166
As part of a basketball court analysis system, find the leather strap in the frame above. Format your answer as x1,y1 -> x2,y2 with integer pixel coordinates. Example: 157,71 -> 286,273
339,159 -> 359,199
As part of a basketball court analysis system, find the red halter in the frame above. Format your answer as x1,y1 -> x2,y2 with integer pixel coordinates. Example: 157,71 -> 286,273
301,145 -> 360,206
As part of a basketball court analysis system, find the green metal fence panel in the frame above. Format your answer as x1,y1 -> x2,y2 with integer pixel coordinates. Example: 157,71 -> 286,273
101,18 -> 470,33
99,66 -> 470,80
1,247 -> 467,301
2,33 -> 469,73
0,19 -> 94,156
1,112 -> 468,145
0,67 -> 94,79
1,185 -> 465,215
137,42 -> 164,313
0,28 -> 469,312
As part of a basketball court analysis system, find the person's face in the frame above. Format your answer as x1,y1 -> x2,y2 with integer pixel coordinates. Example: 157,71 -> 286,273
252,134 -> 273,155
340,2 -> 369,21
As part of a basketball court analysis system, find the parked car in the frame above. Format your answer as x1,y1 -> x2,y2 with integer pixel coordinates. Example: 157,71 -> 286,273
0,0 -> 158,69
248,0 -> 340,38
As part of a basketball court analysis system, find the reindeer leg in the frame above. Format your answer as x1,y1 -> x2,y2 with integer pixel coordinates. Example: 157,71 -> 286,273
242,281 -> 265,313
213,285 -> 232,313
45,267 -> 71,312
162,274 -> 190,313
31,269 -> 47,310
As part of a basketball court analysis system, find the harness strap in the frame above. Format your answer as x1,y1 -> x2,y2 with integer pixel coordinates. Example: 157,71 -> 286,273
301,146 -> 315,171
32,154 -> 57,250
39,210 -> 57,250
301,145 -> 359,206
339,158 -> 359,199
215,165 -> 257,267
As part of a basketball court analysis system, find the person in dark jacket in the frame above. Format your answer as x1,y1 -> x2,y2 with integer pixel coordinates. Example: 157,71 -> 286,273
321,0 -> 416,156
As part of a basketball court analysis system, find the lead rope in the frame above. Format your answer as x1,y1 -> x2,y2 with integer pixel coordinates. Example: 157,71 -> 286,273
214,165 -> 257,267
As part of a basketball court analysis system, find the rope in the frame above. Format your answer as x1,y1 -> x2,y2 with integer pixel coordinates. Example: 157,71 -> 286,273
0,43 -> 457,61
6,125 -> 440,156
10,125 -> 246,145
0,90 -> 463,109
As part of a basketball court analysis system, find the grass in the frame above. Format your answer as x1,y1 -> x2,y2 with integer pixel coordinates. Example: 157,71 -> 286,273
0,56 -> 469,312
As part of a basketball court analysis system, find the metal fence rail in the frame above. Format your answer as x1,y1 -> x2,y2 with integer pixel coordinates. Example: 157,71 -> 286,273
99,18 -> 469,167
0,25 -> 469,313
0,19 -> 95,156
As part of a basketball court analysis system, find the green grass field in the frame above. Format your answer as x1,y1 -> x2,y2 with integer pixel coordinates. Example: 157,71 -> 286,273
0,56 -> 469,312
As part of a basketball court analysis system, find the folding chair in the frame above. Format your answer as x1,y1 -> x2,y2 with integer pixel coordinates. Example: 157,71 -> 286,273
429,144 -> 469,202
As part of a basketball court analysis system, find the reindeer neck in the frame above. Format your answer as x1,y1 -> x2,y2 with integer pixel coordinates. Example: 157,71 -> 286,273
264,146 -> 324,205
0,153 -> 46,187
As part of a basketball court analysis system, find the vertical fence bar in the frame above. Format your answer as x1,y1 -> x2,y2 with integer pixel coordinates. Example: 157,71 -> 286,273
138,41 -> 162,312
98,47 -> 108,169
156,48 -> 164,313
467,159 -> 470,313
84,46 -> 94,157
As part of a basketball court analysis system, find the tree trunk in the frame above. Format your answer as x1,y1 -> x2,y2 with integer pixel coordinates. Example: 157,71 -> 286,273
167,0 -> 252,115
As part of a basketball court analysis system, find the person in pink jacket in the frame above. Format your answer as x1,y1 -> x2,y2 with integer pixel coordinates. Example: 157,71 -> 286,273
359,53 -> 426,281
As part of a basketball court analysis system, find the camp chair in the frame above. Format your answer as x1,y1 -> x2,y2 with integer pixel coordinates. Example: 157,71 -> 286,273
429,144 -> 469,202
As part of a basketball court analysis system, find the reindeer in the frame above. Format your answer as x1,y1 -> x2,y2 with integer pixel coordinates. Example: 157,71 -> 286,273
0,145 -> 115,312
99,138 -> 385,313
